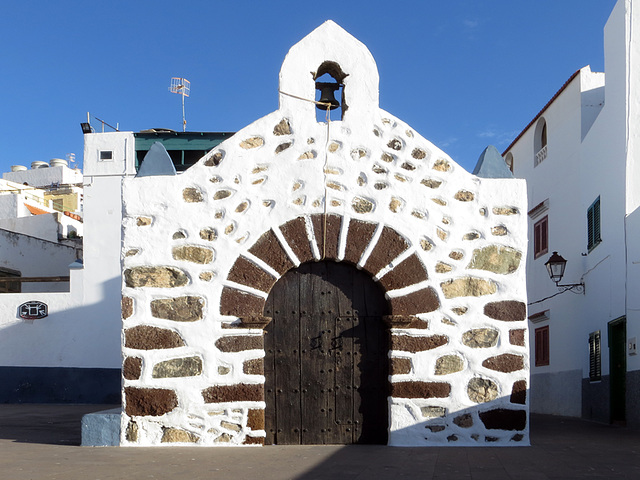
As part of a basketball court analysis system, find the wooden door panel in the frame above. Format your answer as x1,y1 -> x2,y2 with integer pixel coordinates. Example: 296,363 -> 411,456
265,261 -> 389,445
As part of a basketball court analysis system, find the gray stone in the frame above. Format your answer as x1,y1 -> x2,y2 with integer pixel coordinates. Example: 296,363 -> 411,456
152,356 -> 203,378
421,406 -> 446,418
468,245 -> 522,275
124,266 -> 188,288
440,277 -> 497,298
150,296 -> 204,322
467,377 -> 499,403
435,355 -> 464,375
172,246 -> 214,264
462,328 -> 499,348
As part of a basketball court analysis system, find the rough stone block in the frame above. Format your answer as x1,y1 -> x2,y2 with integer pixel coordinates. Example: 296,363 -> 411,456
468,245 -> 522,275
243,358 -> 264,375
440,277 -> 497,299
511,380 -> 527,405
124,325 -> 185,350
150,296 -> 204,322
435,355 -> 464,375
509,329 -> 526,346
172,246 -> 214,264
389,287 -> 440,315
467,377 -> 499,403
390,357 -> 412,375
152,356 -> 203,378
125,387 -> 178,417
220,287 -> 265,316
161,428 -> 199,443
123,356 -> 142,380
484,301 -> 526,322
202,384 -> 264,403
124,266 -> 188,288
391,381 -> 451,399
216,335 -> 263,353
479,409 -> 527,430
462,328 -> 499,348
482,354 -> 525,373
391,334 -> 448,353
247,408 -> 265,430
122,296 -> 133,319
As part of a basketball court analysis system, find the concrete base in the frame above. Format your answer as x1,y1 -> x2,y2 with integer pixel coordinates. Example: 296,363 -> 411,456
81,407 -> 121,446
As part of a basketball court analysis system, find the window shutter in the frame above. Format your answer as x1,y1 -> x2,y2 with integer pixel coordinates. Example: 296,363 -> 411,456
589,331 -> 601,381
593,198 -> 601,244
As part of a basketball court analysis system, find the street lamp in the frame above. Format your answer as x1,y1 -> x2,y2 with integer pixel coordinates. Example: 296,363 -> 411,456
544,251 -> 585,293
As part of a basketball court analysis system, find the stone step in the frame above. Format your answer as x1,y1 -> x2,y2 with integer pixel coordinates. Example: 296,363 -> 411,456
81,407 -> 120,446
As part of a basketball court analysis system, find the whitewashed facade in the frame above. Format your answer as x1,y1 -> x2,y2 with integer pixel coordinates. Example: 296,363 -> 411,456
505,0 -> 640,426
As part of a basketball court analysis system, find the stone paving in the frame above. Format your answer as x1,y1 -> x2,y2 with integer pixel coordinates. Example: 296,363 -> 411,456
1,404 -> 639,479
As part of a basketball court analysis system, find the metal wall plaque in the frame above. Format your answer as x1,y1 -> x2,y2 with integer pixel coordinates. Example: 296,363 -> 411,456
19,301 -> 48,320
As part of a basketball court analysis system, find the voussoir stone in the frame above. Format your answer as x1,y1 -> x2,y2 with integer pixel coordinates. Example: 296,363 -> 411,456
124,266 -> 188,288
484,301 -> 527,321
468,245 -> 522,275
150,296 -> 204,322
172,246 -> 214,264
467,377 -> 499,403
462,328 -> 499,348
440,277 -> 497,299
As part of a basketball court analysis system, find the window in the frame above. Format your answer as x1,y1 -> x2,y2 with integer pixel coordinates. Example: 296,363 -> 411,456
589,331 -> 601,381
99,150 -> 113,162
587,196 -> 601,251
534,117 -> 548,167
505,152 -> 514,173
534,215 -> 548,259
535,326 -> 549,366
0,267 -> 21,293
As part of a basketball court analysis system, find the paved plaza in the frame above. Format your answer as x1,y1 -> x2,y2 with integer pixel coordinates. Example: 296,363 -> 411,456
1,404 -> 639,479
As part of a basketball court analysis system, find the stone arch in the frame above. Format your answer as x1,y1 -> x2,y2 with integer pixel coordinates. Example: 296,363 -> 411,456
220,214 -> 440,325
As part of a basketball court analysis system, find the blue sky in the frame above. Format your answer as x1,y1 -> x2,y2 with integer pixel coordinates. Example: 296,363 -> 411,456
0,1 -> 616,174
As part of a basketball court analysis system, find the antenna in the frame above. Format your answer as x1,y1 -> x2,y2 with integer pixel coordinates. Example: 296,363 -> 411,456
169,77 -> 190,132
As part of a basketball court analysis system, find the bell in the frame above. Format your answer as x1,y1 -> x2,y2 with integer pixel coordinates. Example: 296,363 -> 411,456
316,82 -> 340,110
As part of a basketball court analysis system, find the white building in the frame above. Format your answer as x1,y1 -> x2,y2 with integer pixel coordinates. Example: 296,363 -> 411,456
504,0 -> 639,427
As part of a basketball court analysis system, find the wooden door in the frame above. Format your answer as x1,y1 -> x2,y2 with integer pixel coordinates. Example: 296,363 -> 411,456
264,261 -> 389,445
608,317 -> 626,424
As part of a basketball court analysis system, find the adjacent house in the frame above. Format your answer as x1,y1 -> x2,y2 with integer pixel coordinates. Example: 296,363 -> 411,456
504,0 -> 639,427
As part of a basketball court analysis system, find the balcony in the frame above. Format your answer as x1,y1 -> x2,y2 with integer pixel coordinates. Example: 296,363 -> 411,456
534,145 -> 548,167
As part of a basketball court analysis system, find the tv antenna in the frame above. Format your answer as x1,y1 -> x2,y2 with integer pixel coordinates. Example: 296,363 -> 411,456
169,77 -> 190,132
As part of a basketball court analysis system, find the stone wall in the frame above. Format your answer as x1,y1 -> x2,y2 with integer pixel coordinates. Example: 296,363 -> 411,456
120,21 -> 528,446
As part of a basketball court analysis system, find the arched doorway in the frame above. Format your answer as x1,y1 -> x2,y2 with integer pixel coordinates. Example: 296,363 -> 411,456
264,261 -> 390,445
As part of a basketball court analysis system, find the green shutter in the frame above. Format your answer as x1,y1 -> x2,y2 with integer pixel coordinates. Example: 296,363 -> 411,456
587,196 -> 601,251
